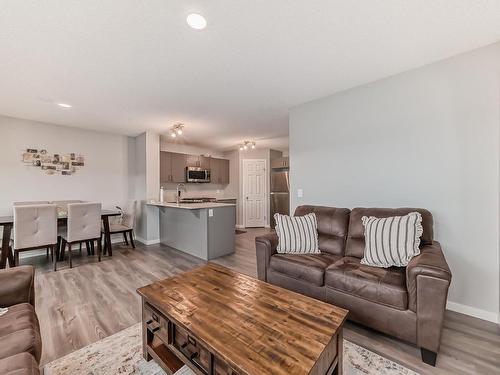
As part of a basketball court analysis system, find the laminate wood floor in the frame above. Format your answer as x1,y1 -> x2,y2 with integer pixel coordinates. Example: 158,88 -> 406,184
29,228 -> 499,374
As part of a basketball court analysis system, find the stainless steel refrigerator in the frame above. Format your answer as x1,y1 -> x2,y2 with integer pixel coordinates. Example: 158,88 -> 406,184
270,168 -> 290,228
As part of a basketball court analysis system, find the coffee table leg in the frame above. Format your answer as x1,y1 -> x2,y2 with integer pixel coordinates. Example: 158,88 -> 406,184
102,216 -> 112,256
1,225 -> 14,268
336,329 -> 343,375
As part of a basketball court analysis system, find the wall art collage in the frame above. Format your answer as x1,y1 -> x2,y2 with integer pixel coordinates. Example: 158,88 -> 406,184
22,148 -> 85,175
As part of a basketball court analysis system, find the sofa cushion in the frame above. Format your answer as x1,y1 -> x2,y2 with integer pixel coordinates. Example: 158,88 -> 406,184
0,303 -> 42,362
269,253 -> 341,286
0,352 -> 39,375
346,208 -> 433,259
294,206 -> 350,255
275,213 -> 320,254
325,257 -> 408,310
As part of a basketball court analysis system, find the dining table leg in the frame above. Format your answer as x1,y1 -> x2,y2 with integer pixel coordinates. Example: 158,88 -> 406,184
1,224 -> 14,268
102,216 -> 112,256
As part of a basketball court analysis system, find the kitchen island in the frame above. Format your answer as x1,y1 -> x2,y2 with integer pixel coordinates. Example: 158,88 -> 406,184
147,201 -> 236,260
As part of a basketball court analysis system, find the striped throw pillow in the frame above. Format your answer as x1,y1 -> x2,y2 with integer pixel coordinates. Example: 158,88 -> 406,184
274,213 -> 320,254
361,212 -> 423,268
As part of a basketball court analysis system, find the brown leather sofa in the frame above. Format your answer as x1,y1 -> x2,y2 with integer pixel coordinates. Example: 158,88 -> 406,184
0,266 -> 41,375
256,205 -> 452,366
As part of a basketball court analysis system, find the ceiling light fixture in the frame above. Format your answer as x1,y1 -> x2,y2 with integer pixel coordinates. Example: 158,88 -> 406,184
56,103 -> 72,108
170,123 -> 184,138
238,141 -> 256,151
186,13 -> 207,30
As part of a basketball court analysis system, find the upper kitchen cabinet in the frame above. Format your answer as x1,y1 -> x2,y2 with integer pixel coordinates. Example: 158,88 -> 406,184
160,151 -> 172,183
171,153 -> 187,182
271,156 -> 289,169
160,151 -> 186,183
186,155 -> 210,169
161,151 -> 229,184
210,158 -> 230,184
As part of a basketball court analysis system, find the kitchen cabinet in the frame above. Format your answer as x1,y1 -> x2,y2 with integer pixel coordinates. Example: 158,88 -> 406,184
271,156 -> 289,169
220,159 -> 229,184
171,153 -> 187,182
160,151 -> 187,183
160,151 -> 172,183
161,151 -> 229,184
210,158 -> 230,184
187,155 -> 210,169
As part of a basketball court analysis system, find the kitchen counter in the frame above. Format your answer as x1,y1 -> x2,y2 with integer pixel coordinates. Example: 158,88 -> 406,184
147,201 -> 236,261
147,201 -> 235,210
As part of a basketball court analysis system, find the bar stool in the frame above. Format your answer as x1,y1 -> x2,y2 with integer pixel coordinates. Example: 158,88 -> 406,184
59,203 -> 102,268
13,204 -> 58,270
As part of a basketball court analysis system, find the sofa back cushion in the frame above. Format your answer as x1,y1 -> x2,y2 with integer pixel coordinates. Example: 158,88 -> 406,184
294,205 -> 351,255
346,207 -> 434,259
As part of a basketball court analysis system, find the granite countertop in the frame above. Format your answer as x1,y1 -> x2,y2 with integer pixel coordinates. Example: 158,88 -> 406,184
147,201 -> 236,210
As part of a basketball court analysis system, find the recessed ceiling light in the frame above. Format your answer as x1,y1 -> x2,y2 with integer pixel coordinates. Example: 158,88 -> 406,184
56,103 -> 72,108
186,14 -> 207,30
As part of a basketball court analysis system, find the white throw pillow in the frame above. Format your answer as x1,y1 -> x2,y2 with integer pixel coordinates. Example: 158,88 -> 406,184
274,213 -> 320,254
361,212 -> 423,268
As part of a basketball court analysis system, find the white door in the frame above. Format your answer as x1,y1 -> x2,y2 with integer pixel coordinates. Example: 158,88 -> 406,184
243,159 -> 267,227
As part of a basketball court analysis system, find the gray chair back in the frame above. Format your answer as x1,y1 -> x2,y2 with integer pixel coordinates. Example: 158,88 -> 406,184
67,203 -> 101,242
13,204 -> 57,250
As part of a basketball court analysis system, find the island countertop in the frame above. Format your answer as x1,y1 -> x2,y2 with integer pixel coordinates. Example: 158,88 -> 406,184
147,201 -> 236,210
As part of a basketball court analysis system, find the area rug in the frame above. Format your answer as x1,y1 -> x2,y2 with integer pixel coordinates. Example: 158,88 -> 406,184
44,323 -> 419,375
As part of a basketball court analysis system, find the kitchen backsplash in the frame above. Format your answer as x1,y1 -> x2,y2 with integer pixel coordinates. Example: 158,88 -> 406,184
159,183 -> 236,202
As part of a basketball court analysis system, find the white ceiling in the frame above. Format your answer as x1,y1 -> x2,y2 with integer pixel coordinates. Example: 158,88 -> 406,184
1,1 -> 500,150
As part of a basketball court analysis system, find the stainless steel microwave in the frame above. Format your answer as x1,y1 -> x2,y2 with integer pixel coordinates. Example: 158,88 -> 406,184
186,167 -> 211,183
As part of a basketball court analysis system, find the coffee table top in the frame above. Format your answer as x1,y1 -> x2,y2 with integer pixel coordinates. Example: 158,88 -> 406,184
137,263 -> 348,375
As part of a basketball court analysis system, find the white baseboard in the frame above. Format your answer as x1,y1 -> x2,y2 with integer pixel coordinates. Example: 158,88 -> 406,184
446,301 -> 499,324
135,237 -> 160,246
235,224 -> 245,229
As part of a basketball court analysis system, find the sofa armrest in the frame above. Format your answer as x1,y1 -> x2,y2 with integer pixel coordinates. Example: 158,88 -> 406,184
0,266 -> 35,308
255,232 -> 279,282
407,241 -> 452,311
406,241 -> 451,353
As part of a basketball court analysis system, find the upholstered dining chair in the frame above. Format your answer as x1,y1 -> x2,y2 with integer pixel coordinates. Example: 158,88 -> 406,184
105,201 -> 136,249
59,203 -> 102,268
51,200 -> 83,214
13,204 -> 58,270
13,201 -> 50,205
13,201 -> 53,259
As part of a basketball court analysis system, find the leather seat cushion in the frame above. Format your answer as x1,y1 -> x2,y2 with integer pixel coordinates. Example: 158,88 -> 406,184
325,257 -> 408,310
0,352 -> 39,375
0,304 -> 42,362
269,253 -> 341,286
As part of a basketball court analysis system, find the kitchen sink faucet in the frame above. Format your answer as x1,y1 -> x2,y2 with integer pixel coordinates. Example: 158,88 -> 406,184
176,183 -> 187,205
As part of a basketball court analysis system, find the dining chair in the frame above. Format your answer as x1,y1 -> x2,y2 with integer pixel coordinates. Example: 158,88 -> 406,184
51,200 -> 90,255
13,201 -> 50,205
105,201 -> 136,249
14,201 -> 53,259
59,203 -> 102,268
13,204 -> 58,270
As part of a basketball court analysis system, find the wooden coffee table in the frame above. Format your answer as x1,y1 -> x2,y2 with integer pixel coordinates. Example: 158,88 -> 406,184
137,263 -> 348,375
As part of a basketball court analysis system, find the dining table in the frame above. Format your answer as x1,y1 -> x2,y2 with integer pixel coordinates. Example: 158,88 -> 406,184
0,209 -> 121,268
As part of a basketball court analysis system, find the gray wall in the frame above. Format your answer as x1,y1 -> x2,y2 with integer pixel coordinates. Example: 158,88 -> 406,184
289,42 -> 500,322
0,115 -> 130,215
